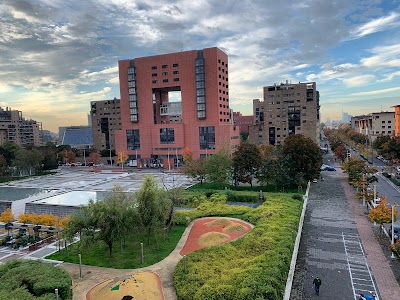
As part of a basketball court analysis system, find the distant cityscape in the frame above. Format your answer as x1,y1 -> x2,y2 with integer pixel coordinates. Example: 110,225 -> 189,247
1,47 -> 399,166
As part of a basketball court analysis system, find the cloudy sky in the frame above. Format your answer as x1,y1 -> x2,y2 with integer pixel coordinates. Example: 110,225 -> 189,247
1,0 -> 400,132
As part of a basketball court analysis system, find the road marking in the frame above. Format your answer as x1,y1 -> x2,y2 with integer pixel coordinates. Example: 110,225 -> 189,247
342,233 -> 379,300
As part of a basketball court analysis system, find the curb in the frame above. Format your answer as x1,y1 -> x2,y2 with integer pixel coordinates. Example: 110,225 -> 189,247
283,181 -> 310,300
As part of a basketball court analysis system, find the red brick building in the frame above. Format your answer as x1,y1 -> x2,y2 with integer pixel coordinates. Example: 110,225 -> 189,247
233,112 -> 253,134
115,47 -> 240,167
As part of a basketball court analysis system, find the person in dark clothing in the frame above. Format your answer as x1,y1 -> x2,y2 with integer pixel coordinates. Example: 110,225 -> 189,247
313,277 -> 322,295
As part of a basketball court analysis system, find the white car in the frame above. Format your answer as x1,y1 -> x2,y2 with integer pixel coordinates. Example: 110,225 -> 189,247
312,179 -> 318,183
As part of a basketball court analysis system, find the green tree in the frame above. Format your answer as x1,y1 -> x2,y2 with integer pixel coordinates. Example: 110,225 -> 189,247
233,142 -> 261,186
282,134 -> 322,184
42,153 -> 59,170
12,148 -> 43,175
183,157 -> 207,184
0,154 -> 8,176
342,157 -> 376,184
136,175 -> 171,245
257,145 -> 292,187
204,149 -> 232,184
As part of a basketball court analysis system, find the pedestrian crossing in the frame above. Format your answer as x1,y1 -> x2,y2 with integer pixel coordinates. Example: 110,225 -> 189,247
342,233 -> 379,300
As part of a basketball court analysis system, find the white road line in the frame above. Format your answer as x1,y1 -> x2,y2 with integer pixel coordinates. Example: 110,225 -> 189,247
342,233 -> 380,300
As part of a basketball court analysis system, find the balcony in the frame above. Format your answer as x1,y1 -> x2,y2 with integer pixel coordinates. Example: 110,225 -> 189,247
160,102 -> 182,116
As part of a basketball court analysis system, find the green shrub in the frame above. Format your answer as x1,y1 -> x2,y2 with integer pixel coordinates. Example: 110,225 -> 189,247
0,259 -> 72,299
188,183 -> 301,193
389,177 -> 400,186
225,190 -> 259,203
292,194 -> 303,201
173,193 -> 302,300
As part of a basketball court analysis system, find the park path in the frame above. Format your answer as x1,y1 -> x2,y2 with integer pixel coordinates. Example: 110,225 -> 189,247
61,221 -> 194,300
61,217 -> 254,300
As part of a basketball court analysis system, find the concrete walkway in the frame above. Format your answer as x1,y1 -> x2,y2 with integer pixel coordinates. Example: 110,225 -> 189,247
291,152 -> 400,300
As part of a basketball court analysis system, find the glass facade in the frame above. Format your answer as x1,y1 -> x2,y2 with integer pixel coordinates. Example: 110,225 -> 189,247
128,63 -> 138,122
195,51 -> 206,119
127,129 -> 140,150
199,126 -> 215,149
160,128 -> 175,144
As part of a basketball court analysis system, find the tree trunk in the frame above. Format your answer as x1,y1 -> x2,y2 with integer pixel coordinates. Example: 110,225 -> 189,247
107,241 -> 113,257
147,227 -> 151,245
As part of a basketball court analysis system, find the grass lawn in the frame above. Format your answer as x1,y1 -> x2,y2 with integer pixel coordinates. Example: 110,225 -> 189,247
46,225 -> 186,269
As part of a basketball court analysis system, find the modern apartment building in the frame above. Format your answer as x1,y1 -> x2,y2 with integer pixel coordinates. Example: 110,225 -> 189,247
0,107 -> 42,147
90,98 -> 121,150
351,111 -> 395,142
248,82 -> 320,145
114,47 -> 240,166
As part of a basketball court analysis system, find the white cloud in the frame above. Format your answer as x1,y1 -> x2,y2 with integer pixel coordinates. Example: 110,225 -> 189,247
342,74 -> 375,86
351,12 -> 400,38
351,86 -> 400,96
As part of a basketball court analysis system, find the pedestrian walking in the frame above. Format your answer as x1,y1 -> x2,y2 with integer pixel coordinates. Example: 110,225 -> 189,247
313,276 -> 322,295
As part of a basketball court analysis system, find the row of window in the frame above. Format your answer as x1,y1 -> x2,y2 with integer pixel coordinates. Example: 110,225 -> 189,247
268,93 -> 301,98
152,71 -> 179,77
151,64 -> 179,70
126,126 -> 216,150
152,78 -> 180,84
217,59 -> 227,67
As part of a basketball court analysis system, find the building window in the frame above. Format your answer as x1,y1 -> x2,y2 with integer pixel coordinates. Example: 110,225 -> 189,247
163,79 -> 168,83
152,73 -> 157,77
127,129 -> 140,150
173,70 -> 179,75
151,66 -> 157,70
199,126 -> 215,149
160,128 -> 175,144
162,72 -> 168,76
173,63 -> 179,67
174,78 -> 179,82
152,80 -> 158,84
162,65 -> 168,69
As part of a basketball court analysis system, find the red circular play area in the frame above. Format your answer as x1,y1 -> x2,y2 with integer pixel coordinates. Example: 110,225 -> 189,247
180,217 -> 253,256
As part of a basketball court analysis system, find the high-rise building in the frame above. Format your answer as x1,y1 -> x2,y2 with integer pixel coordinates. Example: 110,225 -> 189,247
90,98 -> 121,150
114,47 -> 240,166
248,82 -> 320,145
0,107 -> 42,147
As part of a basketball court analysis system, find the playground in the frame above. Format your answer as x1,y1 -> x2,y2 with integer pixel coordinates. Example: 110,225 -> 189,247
81,217 -> 253,300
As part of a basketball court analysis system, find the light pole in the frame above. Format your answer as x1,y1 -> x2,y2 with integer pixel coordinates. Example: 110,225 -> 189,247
109,149 -> 112,166
391,204 -> 396,259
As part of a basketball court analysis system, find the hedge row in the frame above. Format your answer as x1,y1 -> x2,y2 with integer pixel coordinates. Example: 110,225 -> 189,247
173,193 -> 302,300
188,182 -> 300,193
0,260 -> 72,299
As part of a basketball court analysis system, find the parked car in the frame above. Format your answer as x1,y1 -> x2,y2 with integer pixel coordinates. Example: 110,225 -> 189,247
388,224 -> 400,242
371,198 -> 381,208
323,166 -> 336,171
312,178 -> 318,183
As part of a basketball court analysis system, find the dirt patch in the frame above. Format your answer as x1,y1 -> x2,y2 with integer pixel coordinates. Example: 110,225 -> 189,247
205,219 -> 232,227
198,232 -> 230,247
224,223 -> 249,234
86,271 -> 164,300
180,217 -> 253,256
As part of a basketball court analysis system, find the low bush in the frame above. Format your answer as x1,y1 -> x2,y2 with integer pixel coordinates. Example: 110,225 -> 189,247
382,172 -> 391,178
188,182 -> 301,193
389,177 -> 400,186
173,193 -> 302,300
0,259 -> 72,299
225,190 -> 259,203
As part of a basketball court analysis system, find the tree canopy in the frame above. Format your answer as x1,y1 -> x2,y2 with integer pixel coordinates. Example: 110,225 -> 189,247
282,134 -> 322,183
233,141 -> 261,186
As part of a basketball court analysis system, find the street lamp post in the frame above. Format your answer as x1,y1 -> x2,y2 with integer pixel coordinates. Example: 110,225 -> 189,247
109,149 -> 112,166
391,204 -> 395,259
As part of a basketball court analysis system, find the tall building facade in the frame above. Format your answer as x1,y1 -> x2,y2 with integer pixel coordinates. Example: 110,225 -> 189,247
90,98 -> 121,150
394,105 -> 400,138
0,107 -> 42,147
114,47 -> 240,165
249,82 -> 320,145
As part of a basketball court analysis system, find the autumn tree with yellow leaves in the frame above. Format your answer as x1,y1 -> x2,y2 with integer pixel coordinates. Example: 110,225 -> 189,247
0,208 -> 14,223
369,197 -> 397,234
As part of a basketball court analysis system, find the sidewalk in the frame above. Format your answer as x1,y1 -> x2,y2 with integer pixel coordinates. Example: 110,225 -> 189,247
291,153 -> 400,300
